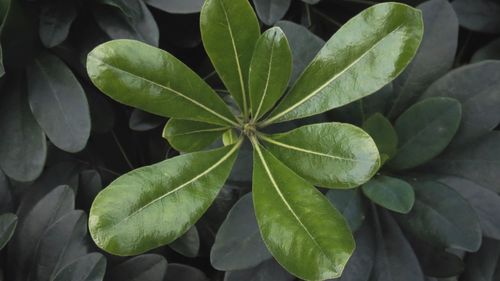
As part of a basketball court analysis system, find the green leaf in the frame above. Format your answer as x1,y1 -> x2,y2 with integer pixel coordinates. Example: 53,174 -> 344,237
461,238 -> 500,281
388,97 -> 461,170
362,176 -> 414,214
253,0 -> 291,26
224,259 -> 293,281
108,254 -> 167,281
87,39 -> 239,127
252,143 -> 354,280
0,170 -> 12,213
52,253 -> 107,281
260,123 -> 380,189
471,37 -> 500,62
129,109 -> 163,131
210,193 -> 271,271
38,0 -> 78,48
144,0 -> 204,14
262,3 -> 423,125
162,119 -> 228,153
0,75 -> 47,182
397,181 -> 482,252
27,52 -> 91,153
97,0 -> 142,18
200,0 -> 260,117
169,226 -> 200,258
0,0 -> 11,77
326,189 -> 365,232
0,213 -> 16,250
362,113 -> 398,161
222,129 -> 238,146
165,264 -> 209,281
453,0 -> 500,34
249,27 -> 292,121
421,61 -> 500,147
89,142 -> 241,256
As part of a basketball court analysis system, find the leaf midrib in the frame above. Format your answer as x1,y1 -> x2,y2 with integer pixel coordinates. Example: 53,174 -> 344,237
253,36 -> 276,119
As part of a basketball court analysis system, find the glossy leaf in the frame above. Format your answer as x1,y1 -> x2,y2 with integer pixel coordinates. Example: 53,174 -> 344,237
87,39 -> 238,126
211,193 -> 271,271
252,143 -> 354,280
421,61 -> 500,146
200,0 -> 260,116
275,21 -> 324,84
27,51 -> 91,153
388,0 -> 458,117
169,226 -> 200,258
162,119 -> 228,153
0,75 -> 46,182
388,97 -> 461,170
362,176 -> 414,214
145,0 -> 204,14
165,264 -> 209,281
224,259 -> 294,281
89,142 -> 241,256
108,254 -> 167,281
260,123 -> 380,189
52,253 -> 107,281
471,37 -> 500,62
39,0 -> 77,48
397,181 -> 482,252
453,0 -> 500,33
326,189 -> 365,232
253,0 -> 291,26
0,213 -> 16,250
262,3 -> 423,125
249,27 -> 292,121
362,113 -> 398,161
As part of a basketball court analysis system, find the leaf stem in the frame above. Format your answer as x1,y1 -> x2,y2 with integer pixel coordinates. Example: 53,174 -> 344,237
112,131 -> 134,170
311,8 -> 342,28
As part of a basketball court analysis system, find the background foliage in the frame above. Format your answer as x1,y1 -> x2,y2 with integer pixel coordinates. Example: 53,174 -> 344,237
1,0 -> 500,280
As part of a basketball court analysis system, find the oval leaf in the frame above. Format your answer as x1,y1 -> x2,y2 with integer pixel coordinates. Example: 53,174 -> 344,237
52,253 -> 107,281
388,97 -> 461,170
0,213 -> 16,250
362,176 -> 415,214
145,0 -> 204,14
165,264 -> 209,281
200,0 -> 260,116
249,27 -> 292,121
108,254 -> 167,281
169,226 -> 200,258
326,189 -> 365,232
224,259 -> 294,281
162,119 -> 229,153
89,142 -> 241,256
253,0 -> 291,26
28,52 -> 91,153
252,143 -> 354,280
362,113 -> 398,161
87,39 -> 239,127
453,0 -> 500,34
39,0 -> 77,48
260,123 -> 380,189
262,3 -> 423,125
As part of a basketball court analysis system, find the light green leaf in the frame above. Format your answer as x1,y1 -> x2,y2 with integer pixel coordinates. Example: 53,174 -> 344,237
262,3 -> 423,125
222,129 -> 238,146
162,119 -> 229,153
89,141 -> 241,256
87,39 -> 239,127
388,97 -> 461,170
362,176 -> 415,214
249,27 -> 292,121
252,142 -> 354,280
200,0 -> 260,117
362,113 -> 398,161
259,123 -> 380,189
0,213 -> 16,250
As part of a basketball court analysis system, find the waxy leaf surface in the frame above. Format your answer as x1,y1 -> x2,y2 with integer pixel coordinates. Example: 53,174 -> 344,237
163,119 -> 229,153
362,176 -> 415,214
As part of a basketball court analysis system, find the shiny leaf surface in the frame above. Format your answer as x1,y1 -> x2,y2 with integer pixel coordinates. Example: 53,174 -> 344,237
260,123 -> 380,189
200,0 -> 260,116
249,27 -> 291,121
87,39 -> 238,127
262,3 -> 423,125
0,213 -> 16,250
89,142 -> 241,256
362,176 -> 415,214
252,143 -> 354,280
52,253 -> 107,281
162,119 -> 229,153
388,97 -> 461,170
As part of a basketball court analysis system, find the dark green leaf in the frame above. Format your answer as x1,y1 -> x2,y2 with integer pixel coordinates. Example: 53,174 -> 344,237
108,254 -> 167,281
0,75 -> 46,182
52,253 -> 107,281
388,0 -> 458,117
274,21 -> 324,84
0,213 -> 16,250
200,0 -> 260,116
145,0 -> 204,14
89,142 -> 241,256
0,170 -> 12,213
362,113 -> 398,161
0,0 -> 11,77
78,170 -> 103,211
27,52 -> 91,153
252,143 -> 354,280
224,259 -> 294,281
165,264 -> 208,281
249,27 -> 292,121
211,193 -> 271,271
260,123 -> 380,188
397,181 -> 482,252
362,176 -> 414,214
169,226 -> 200,258
162,119 -> 229,153
129,109 -> 164,131
253,0 -> 291,26
421,61 -> 500,146
453,0 -> 500,33
97,0 -> 141,18
326,189 -> 365,232
461,238 -> 500,281
262,3 -> 423,125
388,97 -> 461,170
39,0 -> 78,48
471,37 -> 500,62
87,39 -> 239,127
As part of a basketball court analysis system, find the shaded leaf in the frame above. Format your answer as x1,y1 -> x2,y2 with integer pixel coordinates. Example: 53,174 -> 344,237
39,0 -> 78,48
362,113 -> 398,161
0,213 -> 16,250
471,37 -> 500,62
52,253 -> 107,281
224,259 -> 294,281
169,226 -> 200,258
165,264 -> 209,281
0,170 -> 12,213
362,176 -> 414,214
253,0 -> 291,26
326,189 -> 365,232
108,254 -> 167,281
162,119 -> 228,153
0,0 -> 11,77
453,0 -> 500,33
145,0 -> 204,14
129,109 -> 164,131
461,238 -> 500,281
